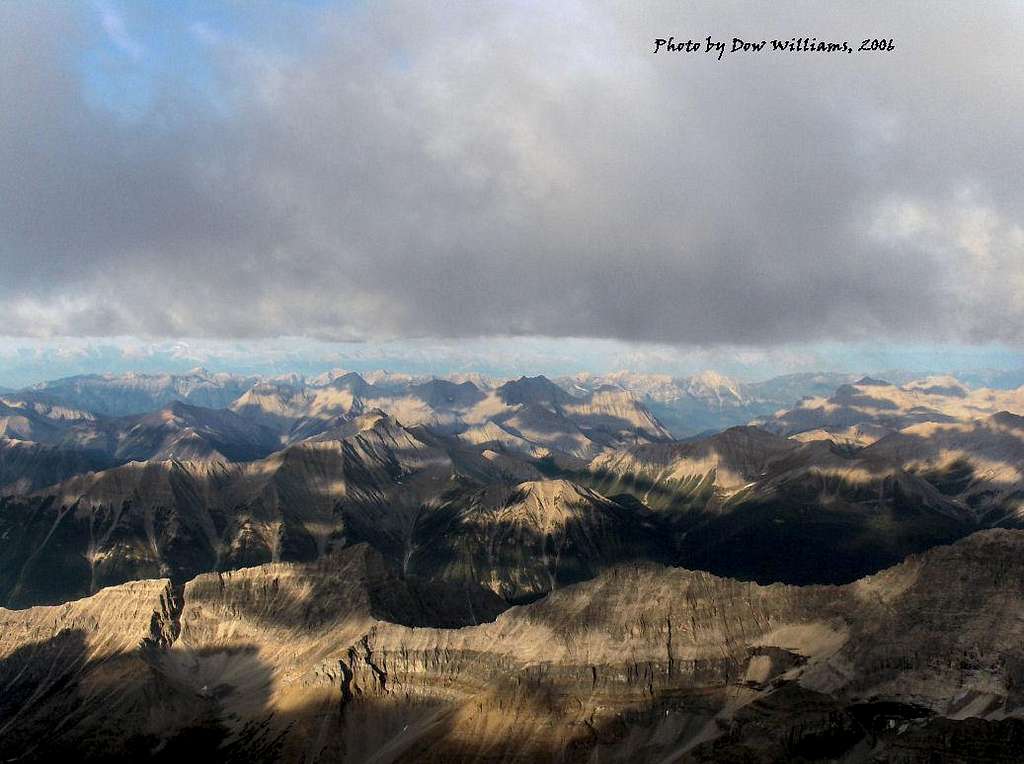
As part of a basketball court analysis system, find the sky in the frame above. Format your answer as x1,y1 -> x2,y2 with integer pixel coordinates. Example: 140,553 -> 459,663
2,1 -> 1023,386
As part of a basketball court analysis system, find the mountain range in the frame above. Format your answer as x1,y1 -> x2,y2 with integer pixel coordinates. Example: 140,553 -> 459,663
1,367 -> 1023,761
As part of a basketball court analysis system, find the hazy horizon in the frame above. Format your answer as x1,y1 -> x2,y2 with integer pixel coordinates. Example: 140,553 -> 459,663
2,335 -> 1023,390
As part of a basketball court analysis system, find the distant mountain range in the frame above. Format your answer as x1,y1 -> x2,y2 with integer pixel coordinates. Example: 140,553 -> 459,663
2,367 -> 884,439
560,370 -> 864,436
22,368 -> 261,415
11,366 -> 1024,437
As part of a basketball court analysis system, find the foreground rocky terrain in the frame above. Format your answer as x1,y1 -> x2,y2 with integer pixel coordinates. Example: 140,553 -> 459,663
2,368 -> 1023,760
2,530 -> 1023,761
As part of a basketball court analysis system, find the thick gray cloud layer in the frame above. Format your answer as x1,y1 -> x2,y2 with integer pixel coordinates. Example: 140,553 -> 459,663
2,1 -> 1022,345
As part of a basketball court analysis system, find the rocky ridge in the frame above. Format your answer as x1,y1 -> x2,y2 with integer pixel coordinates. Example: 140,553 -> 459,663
2,530 -> 1023,761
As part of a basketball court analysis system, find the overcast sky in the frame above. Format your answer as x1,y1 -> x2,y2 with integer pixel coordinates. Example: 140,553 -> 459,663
2,1 -> 1022,382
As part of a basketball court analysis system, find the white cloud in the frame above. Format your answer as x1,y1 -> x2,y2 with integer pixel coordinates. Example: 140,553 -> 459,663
96,2 -> 144,60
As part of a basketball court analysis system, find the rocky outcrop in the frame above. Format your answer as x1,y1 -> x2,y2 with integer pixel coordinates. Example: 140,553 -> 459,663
0,577 -> 180,758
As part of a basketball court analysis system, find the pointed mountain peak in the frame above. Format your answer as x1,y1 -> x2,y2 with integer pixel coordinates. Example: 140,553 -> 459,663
327,371 -> 370,393
855,376 -> 892,386
496,375 -> 571,407
509,478 -> 603,508
989,410 -> 1024,428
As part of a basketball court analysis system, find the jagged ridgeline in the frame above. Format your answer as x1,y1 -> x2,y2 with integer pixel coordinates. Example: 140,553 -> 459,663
2,369 -> 1024,760
3,531 -> 1024,761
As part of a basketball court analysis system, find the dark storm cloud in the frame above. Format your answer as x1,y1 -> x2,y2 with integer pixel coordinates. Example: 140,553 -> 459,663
2,1 -> 1022,345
